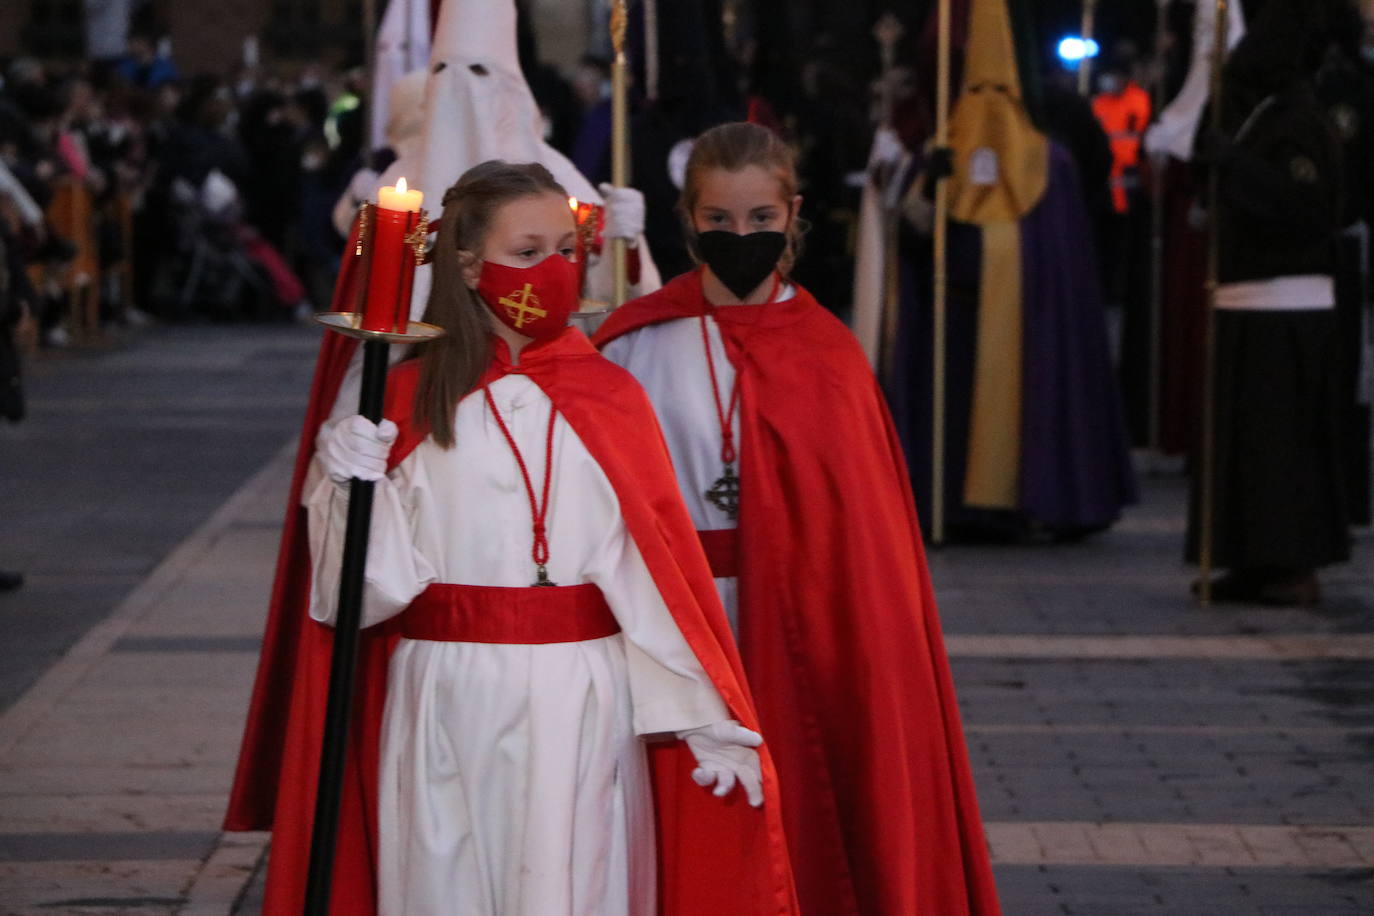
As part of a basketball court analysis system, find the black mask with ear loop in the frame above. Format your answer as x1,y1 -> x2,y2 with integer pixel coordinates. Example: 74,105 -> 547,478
695,230 -> 788,300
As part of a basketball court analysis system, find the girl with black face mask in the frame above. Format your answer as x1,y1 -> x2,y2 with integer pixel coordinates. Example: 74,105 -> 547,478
595,122 -> 1002,916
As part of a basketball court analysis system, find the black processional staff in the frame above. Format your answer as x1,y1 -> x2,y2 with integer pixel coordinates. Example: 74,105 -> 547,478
303,178 -> 443,914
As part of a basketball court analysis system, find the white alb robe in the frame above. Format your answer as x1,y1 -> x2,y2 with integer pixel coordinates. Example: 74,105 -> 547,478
305,372 -> 728,916
599,286 -> 796,634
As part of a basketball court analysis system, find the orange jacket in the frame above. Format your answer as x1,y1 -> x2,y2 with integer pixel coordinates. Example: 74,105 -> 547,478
1093,81 -> 1152,212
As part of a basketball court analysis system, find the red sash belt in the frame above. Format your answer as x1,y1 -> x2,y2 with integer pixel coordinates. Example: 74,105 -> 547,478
401,582 -> 620,644
697,528 -> 740,579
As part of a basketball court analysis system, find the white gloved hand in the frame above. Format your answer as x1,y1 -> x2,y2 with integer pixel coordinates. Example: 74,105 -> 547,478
677,719 -> 764,808
598,182 -> 645,242
317,415 -> 398,484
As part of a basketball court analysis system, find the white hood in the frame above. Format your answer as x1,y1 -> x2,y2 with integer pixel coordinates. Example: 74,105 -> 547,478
415,0 -> 597,206
370,0 -> 432,153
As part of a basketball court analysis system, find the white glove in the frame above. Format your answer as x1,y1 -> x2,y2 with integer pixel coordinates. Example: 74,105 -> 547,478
317,415 -> 398,484
598,182 -> 645,242
677,720 -> 764,808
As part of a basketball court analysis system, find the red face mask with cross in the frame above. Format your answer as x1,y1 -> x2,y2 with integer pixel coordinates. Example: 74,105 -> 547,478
476,253 -> 580,341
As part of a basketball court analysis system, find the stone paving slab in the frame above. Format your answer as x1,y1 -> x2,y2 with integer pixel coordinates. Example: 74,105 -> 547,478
985,822 -> 1374,867
993,865 -> 1374,914
947,633 -> 1374,658
0,859 -> 200,913
0,795 -> 227,834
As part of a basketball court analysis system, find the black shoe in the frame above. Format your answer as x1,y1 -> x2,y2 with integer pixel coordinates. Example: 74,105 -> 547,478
1192,569 -> 1320,607
1254,572 -> 1321,607
1191,570 -> 1262,603
0,570 -> 23,591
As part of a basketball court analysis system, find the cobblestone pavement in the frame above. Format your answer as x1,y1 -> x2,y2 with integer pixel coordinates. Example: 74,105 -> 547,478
0,325 -> 1371,913
934,476 -> 1374,914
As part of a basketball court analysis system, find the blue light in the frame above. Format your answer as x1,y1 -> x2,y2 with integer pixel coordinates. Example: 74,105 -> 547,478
1057,36 -> 1100,64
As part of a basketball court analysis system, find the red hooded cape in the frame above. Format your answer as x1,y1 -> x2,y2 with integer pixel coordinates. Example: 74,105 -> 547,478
595,271 -> 1002,916
224,297 -> 797,910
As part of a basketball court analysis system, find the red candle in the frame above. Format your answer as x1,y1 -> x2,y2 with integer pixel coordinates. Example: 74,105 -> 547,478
361,178 -> 424,332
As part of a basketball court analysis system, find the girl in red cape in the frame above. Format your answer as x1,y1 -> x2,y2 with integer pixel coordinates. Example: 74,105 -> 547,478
223,160 -> 797,915
596,122 -> 1002,915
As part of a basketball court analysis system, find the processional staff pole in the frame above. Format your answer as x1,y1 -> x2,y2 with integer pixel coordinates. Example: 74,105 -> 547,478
874,13 -> 904,383
1197,0 -> 1230,607
609,0 -> 630,308
1146,0 -> 1169,455
931,0 -> 952,546
1078,0 -> 1099,97
302,188 -> 442,915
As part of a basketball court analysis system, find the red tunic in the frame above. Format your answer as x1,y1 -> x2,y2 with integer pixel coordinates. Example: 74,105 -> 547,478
596,271 -> 1002,916
224,288 -> 798,912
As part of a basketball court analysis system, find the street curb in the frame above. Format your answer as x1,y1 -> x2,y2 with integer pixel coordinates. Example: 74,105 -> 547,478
0,440 -> 296,762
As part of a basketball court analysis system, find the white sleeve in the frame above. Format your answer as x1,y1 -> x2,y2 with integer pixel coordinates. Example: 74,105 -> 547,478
304,454 -> 438,629
599,333 -> 633,369
589,509 -> 730,736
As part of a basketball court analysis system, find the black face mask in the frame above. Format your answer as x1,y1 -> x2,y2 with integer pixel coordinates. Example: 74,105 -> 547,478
696,230 -> 787,300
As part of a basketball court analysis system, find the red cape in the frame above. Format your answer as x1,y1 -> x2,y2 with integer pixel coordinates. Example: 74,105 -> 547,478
596,271 -> 1002,915
225,308 -> 797,912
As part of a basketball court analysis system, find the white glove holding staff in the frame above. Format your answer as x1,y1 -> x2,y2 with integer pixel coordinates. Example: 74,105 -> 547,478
598,182 -> 645,242
318,415 -> 398,483
677,719 -> 765,807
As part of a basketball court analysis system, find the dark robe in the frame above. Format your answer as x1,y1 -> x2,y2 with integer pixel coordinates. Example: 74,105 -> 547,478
893,142 -> 1137,539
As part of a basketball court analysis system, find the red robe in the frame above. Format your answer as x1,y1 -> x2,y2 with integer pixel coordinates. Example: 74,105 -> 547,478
595,271 -> 1002,916
224,308 -> 798,910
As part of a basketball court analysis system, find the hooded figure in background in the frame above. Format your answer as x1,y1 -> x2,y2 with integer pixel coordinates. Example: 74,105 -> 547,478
872,0 -> 1135,540
1186,0 -> 1351,605
412,0 -> 659,317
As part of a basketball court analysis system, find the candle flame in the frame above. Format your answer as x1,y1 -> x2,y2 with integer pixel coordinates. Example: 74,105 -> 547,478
397,176 -> 409,194
568,196 -> 578,211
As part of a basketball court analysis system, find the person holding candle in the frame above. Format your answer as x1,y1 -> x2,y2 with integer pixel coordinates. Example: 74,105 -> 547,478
595,122 -> 1001,915
240,159 -> 798,915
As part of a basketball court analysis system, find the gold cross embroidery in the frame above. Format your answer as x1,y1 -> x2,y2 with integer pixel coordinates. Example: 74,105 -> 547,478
498,283 -> 548,329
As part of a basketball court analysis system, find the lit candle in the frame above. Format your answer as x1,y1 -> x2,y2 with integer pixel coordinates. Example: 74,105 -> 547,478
569,197 -> 598,278
361,177 -> 424,332
379,176 -> 423,213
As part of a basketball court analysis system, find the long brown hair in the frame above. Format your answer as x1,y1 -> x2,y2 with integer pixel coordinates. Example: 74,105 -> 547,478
414,160 -> 569,448
677,121 -> 807,277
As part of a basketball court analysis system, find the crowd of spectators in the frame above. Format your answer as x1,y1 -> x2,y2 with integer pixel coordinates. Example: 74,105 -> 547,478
0,33 -> 379,354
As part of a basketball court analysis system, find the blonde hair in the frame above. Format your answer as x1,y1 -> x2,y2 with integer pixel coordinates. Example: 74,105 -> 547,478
678,121 -> 806,276
415,160 -> 568,447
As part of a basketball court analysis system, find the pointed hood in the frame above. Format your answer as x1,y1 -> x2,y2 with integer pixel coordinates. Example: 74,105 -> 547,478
415,0 -> 596,206
405,0 -> 659,320
946,0 -> 1048,223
